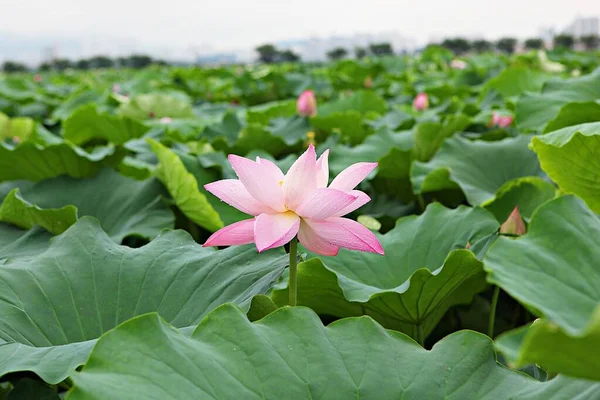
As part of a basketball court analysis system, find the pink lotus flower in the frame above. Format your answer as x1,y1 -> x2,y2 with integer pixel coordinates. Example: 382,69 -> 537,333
160,117 -> 172,124
364,76 -> 373,89
450,59 -> 467,70
297,90 -> 317,117
413,92 -> 429,111
33,74 -> 42,83
500,206 -> 526,236
491,112 -> 513,128
112,84 -> 121,93
203,145 -> 384,256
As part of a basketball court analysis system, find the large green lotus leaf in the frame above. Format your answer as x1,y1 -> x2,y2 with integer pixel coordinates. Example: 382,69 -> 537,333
310,110 -> 368,145
176,150 -> 247,226
496,308 -> 600,381
543,102 -> 600,133
485,196 -> 600,379
147,139 -> 223,232
63,104 -> 149,146
0,224 -> 51,263
50,90 -> 107,121
3,168 -> 174,242
0,112 -> 35,142
0,218 -> 288,384
0,142 -> 123,182
318,90 -> 387,115
272,204 -> 499,339
0,189 -> 77,235
483,177 -> 556,222
483,67 -> 550,98
201,109 -> 244,146
69,305 -> 600,400
329,128 -> 413,177
267,116 -> 311,145
412,114 -> 471,162
0,78 -> 39,102
118,94 -> 194,120
235,124 -> 288,157
531,122 -> 600,213
516,68 -> 600,132
246,100 -> 296,125
411,135 -> 544,205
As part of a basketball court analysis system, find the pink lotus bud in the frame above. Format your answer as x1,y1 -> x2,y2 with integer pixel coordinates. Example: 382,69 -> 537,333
297,90 -> 317,117
490,112 -> 513,128
450,59 -> 467,70
160,117 -> 172,124
413,93 -> 429,111
202,145 -> 384,256
12,136 -> 21,143
364,76 -> 373,89
500,206 -> 526,236
33,74 -> 42,83
112,84 -> 121,93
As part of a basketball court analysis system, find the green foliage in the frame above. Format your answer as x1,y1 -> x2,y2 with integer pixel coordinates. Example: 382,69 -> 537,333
326,47 -> 348,60
441,37 -> 471,55
524,38 -> 544,50
0,48 -> 598,397
554,34 -> 575,50
496,37 -> 518,54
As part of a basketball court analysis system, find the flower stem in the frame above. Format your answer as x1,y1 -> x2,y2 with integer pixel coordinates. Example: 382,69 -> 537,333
488,285 -> 501,338
288,237 -> 298,307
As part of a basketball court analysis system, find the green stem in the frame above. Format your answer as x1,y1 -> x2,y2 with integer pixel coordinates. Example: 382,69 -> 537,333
288,237 -> 298,307
488,285 -> 501,338
416,323 -> 425,347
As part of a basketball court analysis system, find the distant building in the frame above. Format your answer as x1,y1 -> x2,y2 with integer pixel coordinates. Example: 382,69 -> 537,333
563,17 -> 599,37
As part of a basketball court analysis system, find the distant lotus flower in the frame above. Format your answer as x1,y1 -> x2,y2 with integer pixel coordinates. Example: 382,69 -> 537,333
364,76 -> 373,89
33,74 -> 42,83
297,90 -> 317,117
112,84 -> 121,93
413,92 -> 429,111
160,117 -> 172,124
500,206 -> 526,236
450,59 -> 467,70
12,136 -> 21,144
491,112 -> 513,128
203,144 -> 384,256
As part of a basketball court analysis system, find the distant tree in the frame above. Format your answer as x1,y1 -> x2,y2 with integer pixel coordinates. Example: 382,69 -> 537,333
255,44 -> 279,63
524,38 -> 544,50
327,47 -> 348,60
89,55 -> 114,69
279,50 -> 301,62
126,55 -> 153,69
39,62 -> 52,71
472,39 -> 492,53
75,59 -> 91,70
368,42 -> 393,56
2,61 -> 28,73
116,57 -> 128,67
496,37 -> 518,54
441,38 -> 471,55
354,47 -> 367,59
52,58 -> 72,71
553,34 -> 574,50
580,35 -> 599,51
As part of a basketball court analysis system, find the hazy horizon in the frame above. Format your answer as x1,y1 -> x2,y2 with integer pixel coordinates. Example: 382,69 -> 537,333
1,0 -> 599,63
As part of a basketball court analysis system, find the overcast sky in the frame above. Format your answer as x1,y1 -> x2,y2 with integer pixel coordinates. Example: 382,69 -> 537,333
1,0 -> 599,60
